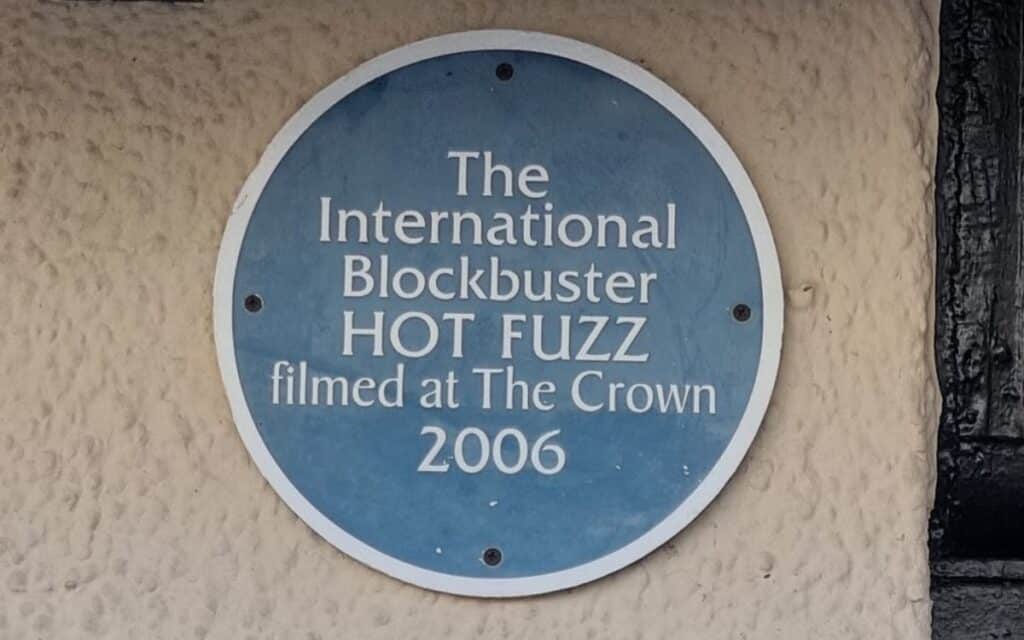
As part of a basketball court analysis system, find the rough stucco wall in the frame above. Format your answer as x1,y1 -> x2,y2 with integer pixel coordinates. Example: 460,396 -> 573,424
0,1 -> 938,638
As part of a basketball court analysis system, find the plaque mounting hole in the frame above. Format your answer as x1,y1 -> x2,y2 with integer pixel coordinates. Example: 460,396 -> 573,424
495,63 -> 514,81
482,547 -> 503,567
732,303 -> 751,322
244,293 -> 263,313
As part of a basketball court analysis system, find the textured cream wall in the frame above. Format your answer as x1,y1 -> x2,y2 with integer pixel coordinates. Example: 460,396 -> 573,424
0,1 -> 938,638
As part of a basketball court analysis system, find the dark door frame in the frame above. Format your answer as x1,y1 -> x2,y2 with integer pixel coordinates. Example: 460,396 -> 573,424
931,0 -> 1024,636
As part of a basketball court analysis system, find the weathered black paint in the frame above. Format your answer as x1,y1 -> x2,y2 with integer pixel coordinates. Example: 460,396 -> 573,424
932,0 -> 1024,637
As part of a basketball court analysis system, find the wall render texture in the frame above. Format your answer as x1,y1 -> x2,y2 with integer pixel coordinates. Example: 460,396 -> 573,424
0,1 -> 938,638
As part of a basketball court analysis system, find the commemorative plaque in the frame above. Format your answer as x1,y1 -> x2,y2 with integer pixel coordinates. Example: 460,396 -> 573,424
214,31 -> 782,597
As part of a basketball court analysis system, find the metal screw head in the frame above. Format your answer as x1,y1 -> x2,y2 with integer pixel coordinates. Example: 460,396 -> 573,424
495,63 -> 514,81
732,303 -> 751,322
244,294 -> 263,313
482,547 -> 503,567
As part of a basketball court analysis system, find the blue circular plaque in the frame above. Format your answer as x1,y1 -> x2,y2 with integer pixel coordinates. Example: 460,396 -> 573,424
214,31 -> 782,597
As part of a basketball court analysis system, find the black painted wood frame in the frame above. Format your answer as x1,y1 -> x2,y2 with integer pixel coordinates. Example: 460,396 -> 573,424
931,0 -> 1024,637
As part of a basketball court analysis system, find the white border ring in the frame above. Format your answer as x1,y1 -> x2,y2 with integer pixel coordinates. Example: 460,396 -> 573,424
213,30 -> 783,598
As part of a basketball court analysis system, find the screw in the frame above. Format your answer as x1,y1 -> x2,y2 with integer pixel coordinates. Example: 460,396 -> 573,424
732,303 -> 751,322
495,63 -> 514,81
482,547 -> 503,567
244,294 -> 263,313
